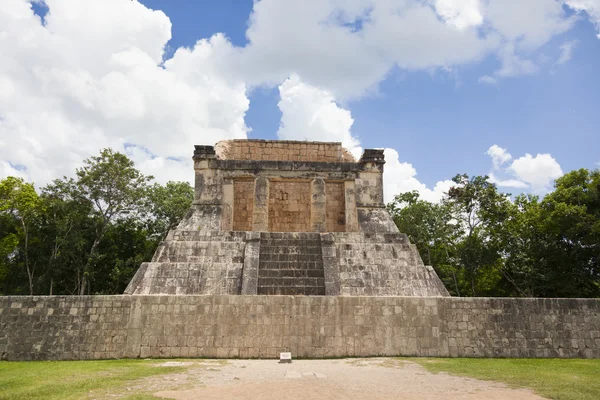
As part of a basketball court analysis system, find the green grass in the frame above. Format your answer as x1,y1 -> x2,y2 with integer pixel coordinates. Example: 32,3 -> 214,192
408,358 -> 600,400
0,359 -> 186,400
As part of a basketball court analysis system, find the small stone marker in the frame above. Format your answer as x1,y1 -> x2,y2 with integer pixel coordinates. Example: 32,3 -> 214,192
280,352 -> 292,363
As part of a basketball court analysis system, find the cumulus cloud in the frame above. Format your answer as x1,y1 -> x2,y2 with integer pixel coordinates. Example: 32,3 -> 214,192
0,0 -> 248,188
277,75 -> 361,156
434,0 -> 484,30
565,0 -> 600,38
508,153 -> 564,192
276,75 -> 451,203
486,145 -> 563,193
383,149 -> 455,203
2,0 -> 598,193
486,144 -> 512,169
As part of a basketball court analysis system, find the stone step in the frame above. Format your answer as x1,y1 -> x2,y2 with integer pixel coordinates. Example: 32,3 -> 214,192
257,232 -> 326,296
257,286 -> 325,295
258,277 -> 324,287
258,269 -> 324,278
259,261 -> 324,271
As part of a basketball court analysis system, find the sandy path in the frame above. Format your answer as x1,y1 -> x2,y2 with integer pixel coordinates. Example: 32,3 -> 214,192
153,358 -> 546,400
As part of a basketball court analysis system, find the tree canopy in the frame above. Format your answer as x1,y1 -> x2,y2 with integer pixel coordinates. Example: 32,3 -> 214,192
388,171 -> 600,298
1,149 -> 598,298
0,149 -> 193,295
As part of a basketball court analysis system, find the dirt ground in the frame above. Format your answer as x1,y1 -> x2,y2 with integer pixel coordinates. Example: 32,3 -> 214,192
150,358 -> 546,400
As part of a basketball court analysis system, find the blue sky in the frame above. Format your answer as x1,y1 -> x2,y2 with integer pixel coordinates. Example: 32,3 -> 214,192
2,0 -> 600,201
140,0 -> 600,190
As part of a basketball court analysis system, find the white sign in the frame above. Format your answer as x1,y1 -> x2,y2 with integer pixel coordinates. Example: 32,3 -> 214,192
280,352 -> 292,362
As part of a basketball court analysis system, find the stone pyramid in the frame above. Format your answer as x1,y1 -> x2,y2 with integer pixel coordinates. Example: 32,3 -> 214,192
126,140 -> 449,297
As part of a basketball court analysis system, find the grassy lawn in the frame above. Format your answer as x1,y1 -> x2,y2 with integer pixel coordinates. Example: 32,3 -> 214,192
409,358 -> 600,400
0,359 -> 187,400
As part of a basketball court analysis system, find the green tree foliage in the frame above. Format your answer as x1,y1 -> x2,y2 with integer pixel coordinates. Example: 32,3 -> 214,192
147,181 -> 195,239
0,149 -> 193,296
388,171 -> 600,298
0,177 -> 41,294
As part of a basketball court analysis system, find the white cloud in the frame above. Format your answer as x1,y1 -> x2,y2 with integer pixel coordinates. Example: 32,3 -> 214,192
565,0 -> 600,38
276,75 -> 450,203
488,173 -> 529,189
434,0 -> 484,30
478,75 -> 498,85
486,145 -> 563,193
2,0 -> 598,193
495,43 -> 539,78
508,153 -> 564,192
277,75 -> 361,155
556,40 -> 578,64
384,149 -> 455,203
486,144 -> 512,168
0,0 -> 249,188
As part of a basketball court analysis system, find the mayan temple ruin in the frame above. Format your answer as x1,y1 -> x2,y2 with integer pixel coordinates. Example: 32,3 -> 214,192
2,140 -> 598,361
125,140 -> 449,297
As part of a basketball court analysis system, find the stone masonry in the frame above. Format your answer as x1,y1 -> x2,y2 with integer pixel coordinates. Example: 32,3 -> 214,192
2,140 -> 599,361
1,295 -> 599,361
125,140 -> 449,297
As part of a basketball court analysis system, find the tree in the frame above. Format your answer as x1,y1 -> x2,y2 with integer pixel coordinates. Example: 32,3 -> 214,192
0,177 -> 42,295
446,174 -> 511,296
147,181 -> 194,239
74,149 -> 152,295
388,191 -> 463,295
534,169 -> 600,297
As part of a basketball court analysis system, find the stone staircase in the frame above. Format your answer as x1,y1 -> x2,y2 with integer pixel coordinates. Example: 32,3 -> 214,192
257,233 -> 326,295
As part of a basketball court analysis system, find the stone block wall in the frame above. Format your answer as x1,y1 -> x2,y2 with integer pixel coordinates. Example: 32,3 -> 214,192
125,231 -> 247,295
268,181 -> 312,232
216,140 -> 355,163
326,182 -> 345,232
233,180 -> 254,231
334,233 -> 450,297
1,295 -> 599,361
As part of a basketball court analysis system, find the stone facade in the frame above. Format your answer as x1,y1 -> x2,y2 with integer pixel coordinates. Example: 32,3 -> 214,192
1,295 -> 599,361
123,140 -> 449,297
126,140 -> 449,297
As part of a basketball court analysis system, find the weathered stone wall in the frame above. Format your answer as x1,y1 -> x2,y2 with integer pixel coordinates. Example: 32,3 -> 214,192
233,180 -> 254,231
1,295 -> 599,361
216,140 -> 355,163
268,181 -> 312,232
326,182 -> 346,232
334,233 -> 449,297
125,231 -> 247,295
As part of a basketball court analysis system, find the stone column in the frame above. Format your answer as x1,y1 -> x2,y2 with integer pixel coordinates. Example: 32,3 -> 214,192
311,178 -> 326,232
252,177 -> 269,232
344,180 -> 358,232
321,233 -> 341,295
241,232 -> 261,295
221,178 -> 234,231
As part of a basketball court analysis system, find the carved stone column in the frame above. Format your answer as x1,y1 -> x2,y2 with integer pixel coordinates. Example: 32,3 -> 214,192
252,177 -> 269,231
241,232 -> 261,295
311,178 -> 326,232
344,180 -> 359,232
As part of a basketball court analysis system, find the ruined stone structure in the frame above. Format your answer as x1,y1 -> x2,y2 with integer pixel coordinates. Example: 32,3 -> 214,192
2,140 -> 600,361
125,140 -> 449,297
2,295 -> 599,360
